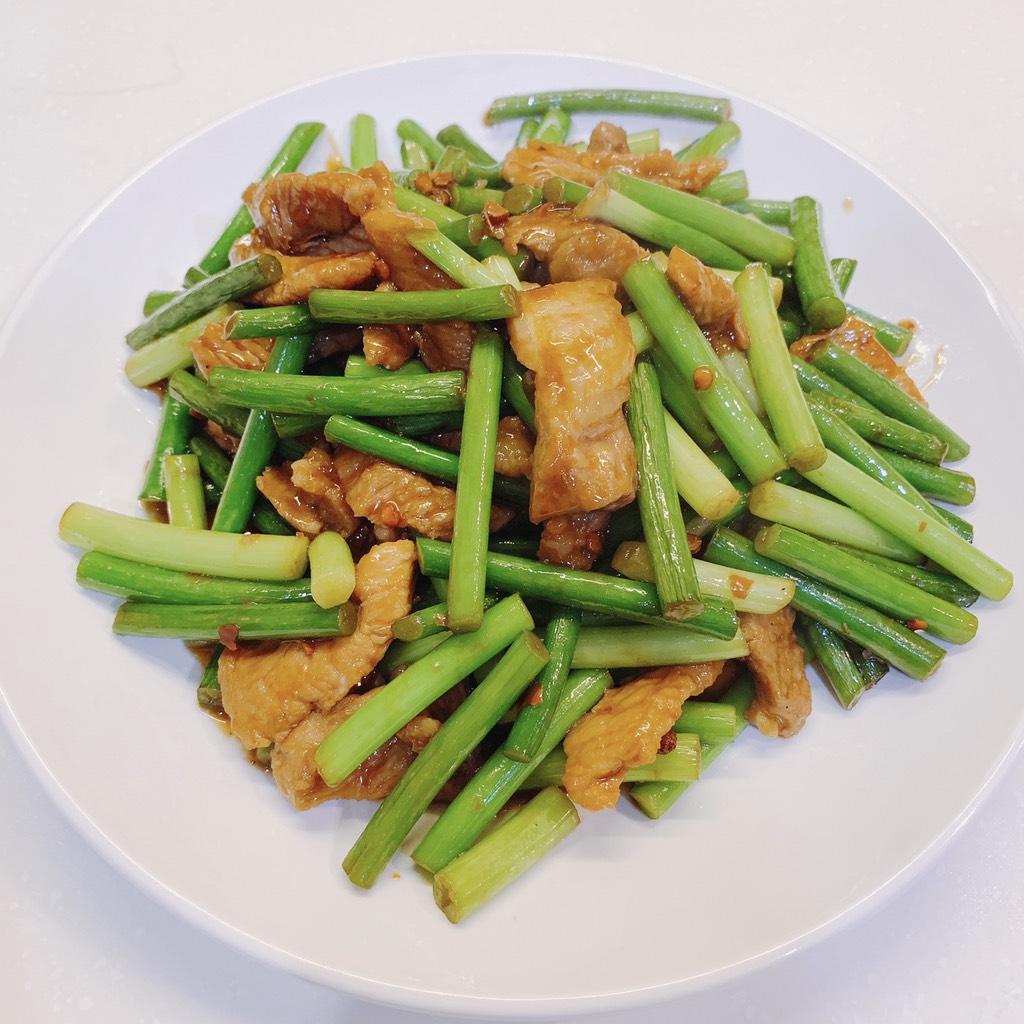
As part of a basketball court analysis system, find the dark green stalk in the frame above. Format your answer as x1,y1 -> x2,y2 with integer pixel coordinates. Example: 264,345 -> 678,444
322,414 -> 529,507
675,120 -> 741,160
207,367 -> 465,416
307,283 -> 517,324
413,669 -> 613,872
880,450 -> 976,506
449,184 -> 506,215
790,196 -> 846,330
606,171 -> 796,266
801,618 -> 866,709
808,401 -> 969,539
126,255 -> 281,351
436,123 -> 498,164
343,631 -> 548,889
168,369 -> 249,437
138,392 -> 195,502
831,544 -> 980,608
113,599 -> 355,642
576,182 -> 749,270
623,257 -> 786,485
735,263 -> 825,471
748,478 -> 923,562
674,700 -> 738,743
188,434 -> 295,536
223,304 -> 319,339
754,523 -> 977,645
534,105 -> 572,143
76,551 -> 313,604
501,346 -> 536,432
503,608 -> 581,762
196,644 -> 224,712
432,786 -> 580,923
703,528 -> 947,680
570,623 -> 747,667
447,329 -> 503,632
650,348 -> 719,451
417,538 -> 740,638
348,113 -> 378,169
211,332 -> 313,533
801,452 -> 1010,600
484,89 -> 732,124
808,340 -> 970,461
196,122 -> 324,275
396,119 -> 445,164
315,593 -> 535,786
627,361 -> 704,620
697,169 -> 749,206
392,184 -> 465,225
728,198 -> 791,227
807,392 -> 947,465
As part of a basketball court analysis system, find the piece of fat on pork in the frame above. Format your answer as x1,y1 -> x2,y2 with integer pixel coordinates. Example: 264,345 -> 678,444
243,170 -> 376,256
218,539 -> 417,751
507,279 -> 637,523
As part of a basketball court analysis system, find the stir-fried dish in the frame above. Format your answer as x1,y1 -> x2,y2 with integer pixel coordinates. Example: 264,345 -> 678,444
58,88 -> 1013,923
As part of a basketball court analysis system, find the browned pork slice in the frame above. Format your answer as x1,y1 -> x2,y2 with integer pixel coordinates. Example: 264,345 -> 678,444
361,283 -> 420,368
430,416 -> 535,480
218,539 -> 417,750
506,279 -> 637,523
790,315 -> 926,404
738,606 -> 812,738
537,510 -> 611,571
229,240 -> 379,306
501,203 -> 644,290
340,453 -> 514,540
256,447 -> 362,538
271,691 -> 441,810
562,662 -> 720,811
665,246 -> 749,355
502,121 -> 727,193
190,317 -> 275,380
243,170 -> 375,255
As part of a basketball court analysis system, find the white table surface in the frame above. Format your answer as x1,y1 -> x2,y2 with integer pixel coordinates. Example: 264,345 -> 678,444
3,2 -> 1022,1021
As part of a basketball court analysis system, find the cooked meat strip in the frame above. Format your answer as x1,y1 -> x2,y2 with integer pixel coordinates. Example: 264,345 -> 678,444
495,416 -> 535,479
665,246 -> 749,355
189,316 -> 274,380
506,279 -> 637,522
271,691 -> 441,810
256,446 -> 361,538
738,606 -> 812,738
218,539 -> 417,750
243,170 -> 375,255
537,509 -> 611,570
230,238 -> 379,306
502,121 -> 726,193
501,203 -> 644,291
428,415 -> 535,480
562,666 -> 710,811
791,315 -> 926,404
340,454 -> 514,540
361,283 -> 420,368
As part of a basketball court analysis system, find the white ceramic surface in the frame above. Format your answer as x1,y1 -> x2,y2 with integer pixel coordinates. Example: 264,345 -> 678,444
1,53 -> 1021,1018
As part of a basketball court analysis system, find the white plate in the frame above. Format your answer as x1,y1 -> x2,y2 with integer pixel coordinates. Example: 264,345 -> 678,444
0,53 -> 1021,1018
